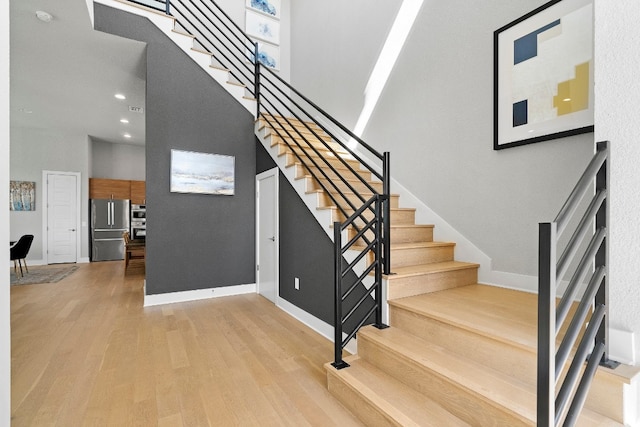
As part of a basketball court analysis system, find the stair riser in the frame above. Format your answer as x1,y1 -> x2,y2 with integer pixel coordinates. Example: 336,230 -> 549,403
326,371 -> 400,427
390,227 -> 434,244
390,306 -> 536,385
284,152 -> 362,172
385,267 -> 478,300
261,123 -> 329,142
306,177 -> 383,194
293,163 -> 372,182
259,116 -> 325,132
332,208 -> 415,226
268,134 -> 337,151
347,226 -> 433,246
316,192 -> 399,209
277,142 -> 348,162
389,245 -> 454,269
358,334 -> 532,427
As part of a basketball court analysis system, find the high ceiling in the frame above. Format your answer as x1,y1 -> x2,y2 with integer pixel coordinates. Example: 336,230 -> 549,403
10,0 -> 147,146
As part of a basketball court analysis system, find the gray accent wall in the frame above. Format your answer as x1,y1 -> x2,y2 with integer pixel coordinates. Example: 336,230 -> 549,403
95,4 -> 256,294
291,0 -> 594,278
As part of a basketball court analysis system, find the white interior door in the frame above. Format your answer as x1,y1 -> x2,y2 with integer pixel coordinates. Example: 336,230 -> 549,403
256,168 -> 278,303
47,173 -> 78,264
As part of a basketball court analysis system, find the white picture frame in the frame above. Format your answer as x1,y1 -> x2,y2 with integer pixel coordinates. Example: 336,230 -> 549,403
246,9 -> 280,45
245,0 -> 281,19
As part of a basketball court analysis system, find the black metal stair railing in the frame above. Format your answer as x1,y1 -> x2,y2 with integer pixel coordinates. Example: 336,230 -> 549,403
136,0 -> 391,369
537,141 -> 617,427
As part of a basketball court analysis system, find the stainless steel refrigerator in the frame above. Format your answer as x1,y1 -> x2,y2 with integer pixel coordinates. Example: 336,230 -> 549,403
91,199 -> 130,261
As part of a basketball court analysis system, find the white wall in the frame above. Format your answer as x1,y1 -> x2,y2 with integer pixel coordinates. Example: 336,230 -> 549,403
10,127 -> 90,261
594,0 -> 640,365
91,138 -> 145,180
290,0 -> 402,127
290,0 -> 594,279
1,0 -> 11,423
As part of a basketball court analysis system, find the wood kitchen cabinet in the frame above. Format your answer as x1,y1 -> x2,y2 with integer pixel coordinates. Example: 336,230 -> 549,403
89,178 -> 131,200
130,180 -> 146,204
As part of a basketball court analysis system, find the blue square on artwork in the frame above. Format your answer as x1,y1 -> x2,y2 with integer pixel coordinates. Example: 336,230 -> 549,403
513,100 -> 528,127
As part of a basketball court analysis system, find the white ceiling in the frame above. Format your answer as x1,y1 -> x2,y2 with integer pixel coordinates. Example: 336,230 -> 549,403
10,0 -> 147,146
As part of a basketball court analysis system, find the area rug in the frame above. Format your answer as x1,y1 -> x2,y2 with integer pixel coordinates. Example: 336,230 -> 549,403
10,264 -> 79,286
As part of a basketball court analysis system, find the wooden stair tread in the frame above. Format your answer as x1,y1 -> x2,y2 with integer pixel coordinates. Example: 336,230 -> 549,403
390,241 -> 454,250
318,206 -> 415,212
326,356 -> 472,426
385,261 -> 479,278
388,284 -> 538,351
359,325 -> 537,423
390,224 -> 434,230
305,189 -> 398,198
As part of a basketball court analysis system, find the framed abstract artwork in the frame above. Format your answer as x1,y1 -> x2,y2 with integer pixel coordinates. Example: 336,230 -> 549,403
245,0 -> 281,20
247,41 -> 280,70
494,0 -> 594,150
246,9 -> 280,45
170,150 -> 235,196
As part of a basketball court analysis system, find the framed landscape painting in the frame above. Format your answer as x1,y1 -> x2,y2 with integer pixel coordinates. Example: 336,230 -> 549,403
494,0 -> 594,150
170,150 -> 235,196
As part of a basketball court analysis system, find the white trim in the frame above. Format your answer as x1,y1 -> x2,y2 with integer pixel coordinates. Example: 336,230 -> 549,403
610,328 -> 636,366
276,296 -> 358,355
42,171 -> 82,265
143,283 -> 257,307
256,167 -> 279,303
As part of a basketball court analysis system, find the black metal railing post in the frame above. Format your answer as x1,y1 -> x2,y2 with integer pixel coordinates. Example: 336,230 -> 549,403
165,0 -> 170,15
537,222 -> 556,427
332,222 -> 349,370
382,152 -> 391,275
254,42 -> 261,118
374,197 -> 385,328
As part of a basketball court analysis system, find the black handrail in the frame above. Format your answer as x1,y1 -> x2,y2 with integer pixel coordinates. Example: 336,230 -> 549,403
537,141 -> 617,427
132,0 -> 391,370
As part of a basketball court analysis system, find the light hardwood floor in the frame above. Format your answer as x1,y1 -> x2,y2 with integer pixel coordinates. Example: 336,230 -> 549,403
10,261 -> 362,426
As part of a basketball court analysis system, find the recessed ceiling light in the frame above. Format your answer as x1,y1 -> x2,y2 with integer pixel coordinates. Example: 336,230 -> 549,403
120,119 -> 129,124
115,93 -> 126,100
35,11 -> 53,23
123,133 -> 132,139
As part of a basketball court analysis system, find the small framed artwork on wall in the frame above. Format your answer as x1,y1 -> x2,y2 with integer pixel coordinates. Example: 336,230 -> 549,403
246,9 -> 280,45
245,0 -> 281,20
494,0 -> 594,150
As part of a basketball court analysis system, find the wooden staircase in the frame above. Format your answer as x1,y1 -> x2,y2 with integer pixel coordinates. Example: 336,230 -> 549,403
255,116 -> 635,426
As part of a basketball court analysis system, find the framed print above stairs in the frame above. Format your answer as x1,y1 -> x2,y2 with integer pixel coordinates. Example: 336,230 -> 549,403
494,0 -> 594,150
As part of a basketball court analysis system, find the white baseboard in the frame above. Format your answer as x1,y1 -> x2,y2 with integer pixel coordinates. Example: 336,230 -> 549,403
143,283 -> 256,307
610,328 -> 636,365
276,296 -> 358,355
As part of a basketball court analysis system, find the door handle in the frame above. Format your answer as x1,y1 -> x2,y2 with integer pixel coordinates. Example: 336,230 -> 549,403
268,236 -> 275,241
69,229 -> 76,232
